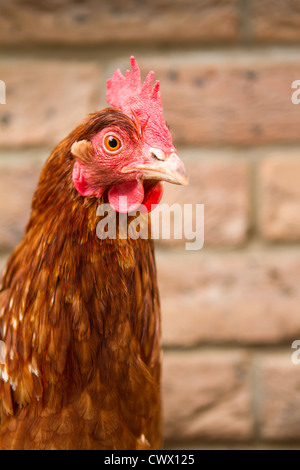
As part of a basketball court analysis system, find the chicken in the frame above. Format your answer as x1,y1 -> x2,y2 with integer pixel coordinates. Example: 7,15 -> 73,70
0,57 -> 188,450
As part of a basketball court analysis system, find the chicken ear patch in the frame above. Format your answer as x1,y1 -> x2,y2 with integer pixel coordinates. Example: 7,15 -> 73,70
72,161 -> 95,197
71,140 -> 104,198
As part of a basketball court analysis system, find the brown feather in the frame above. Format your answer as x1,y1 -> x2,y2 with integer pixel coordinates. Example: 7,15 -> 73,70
0,109 -> 162,450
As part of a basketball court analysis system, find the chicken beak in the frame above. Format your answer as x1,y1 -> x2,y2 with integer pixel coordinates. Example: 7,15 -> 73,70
134,150 -> 189,186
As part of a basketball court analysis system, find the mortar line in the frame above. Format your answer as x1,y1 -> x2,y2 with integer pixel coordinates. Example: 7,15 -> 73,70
239,0 -> 252,44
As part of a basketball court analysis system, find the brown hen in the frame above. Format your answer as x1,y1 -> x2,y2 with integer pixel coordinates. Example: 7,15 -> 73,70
0,57 -> 188,450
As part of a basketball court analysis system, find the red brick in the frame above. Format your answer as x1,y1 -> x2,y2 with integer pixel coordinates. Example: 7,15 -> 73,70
0,0 -> 239,45
258,353 -> 300,440
260,156 -> 300,241
0,60 -> 101,147
139,58 -> 300,146
163,351 -> 253,442
252,0 -> 300,42
157,250 -> 300,347
156,154 -> 250,247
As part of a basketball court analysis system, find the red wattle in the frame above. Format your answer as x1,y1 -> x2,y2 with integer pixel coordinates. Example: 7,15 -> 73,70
108,180 -> 145,214
141,182 -> 164,213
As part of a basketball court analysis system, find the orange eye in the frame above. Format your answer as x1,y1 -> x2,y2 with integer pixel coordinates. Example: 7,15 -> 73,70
104,134 -> 122,153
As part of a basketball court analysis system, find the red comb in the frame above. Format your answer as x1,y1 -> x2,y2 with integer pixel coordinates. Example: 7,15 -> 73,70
106,56 -> 174,151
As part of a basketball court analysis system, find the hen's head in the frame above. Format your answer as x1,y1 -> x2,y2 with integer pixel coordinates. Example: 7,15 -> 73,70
71,56 -> 188,213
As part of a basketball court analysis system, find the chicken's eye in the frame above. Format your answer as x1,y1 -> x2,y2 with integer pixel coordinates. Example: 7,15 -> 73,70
103,134 -> 122,153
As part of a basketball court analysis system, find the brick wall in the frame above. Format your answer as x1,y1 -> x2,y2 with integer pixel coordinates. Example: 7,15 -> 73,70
1,0 -> 300,449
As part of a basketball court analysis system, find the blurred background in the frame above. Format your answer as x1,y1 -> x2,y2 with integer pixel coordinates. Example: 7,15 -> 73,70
1,0 -> 300,450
